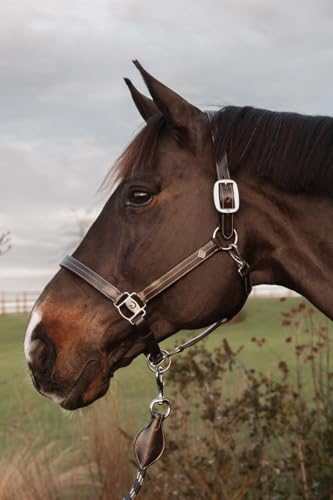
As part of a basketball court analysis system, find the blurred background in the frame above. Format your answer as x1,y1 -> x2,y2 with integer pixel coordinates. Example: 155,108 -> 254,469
0,1 -> 332,499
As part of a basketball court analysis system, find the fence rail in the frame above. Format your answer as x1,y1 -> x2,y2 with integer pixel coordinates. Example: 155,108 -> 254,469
0,291 -> 39,315
0,286 -> 297,315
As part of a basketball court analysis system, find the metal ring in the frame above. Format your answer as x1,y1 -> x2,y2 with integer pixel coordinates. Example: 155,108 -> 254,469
147,349 -> 172,373
149,398 -> 171,418
212,227 -> 238,251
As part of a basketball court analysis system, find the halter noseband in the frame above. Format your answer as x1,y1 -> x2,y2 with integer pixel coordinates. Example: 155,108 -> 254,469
60,113 -> 252,365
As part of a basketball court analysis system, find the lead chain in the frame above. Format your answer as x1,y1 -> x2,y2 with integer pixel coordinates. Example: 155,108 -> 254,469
149,366 -> 172,418
123,354 -> 172,500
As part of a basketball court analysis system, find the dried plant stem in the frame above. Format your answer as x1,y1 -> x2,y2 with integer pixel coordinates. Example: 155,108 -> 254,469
326,323 -> 332,406
296,435 -> 310,500
309,314 -> 320,407
260,453 -> 270,500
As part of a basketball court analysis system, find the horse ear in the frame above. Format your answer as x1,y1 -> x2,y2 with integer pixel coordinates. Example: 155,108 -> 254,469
133,60 -> 207,145
124,78 -> 159,122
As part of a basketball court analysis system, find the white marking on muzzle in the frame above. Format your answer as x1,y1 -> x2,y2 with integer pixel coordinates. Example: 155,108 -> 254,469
42,391 -> 64,405
24,307 -> 42,363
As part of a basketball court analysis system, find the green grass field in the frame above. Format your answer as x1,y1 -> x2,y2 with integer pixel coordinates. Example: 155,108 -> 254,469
0,297 -> 331,455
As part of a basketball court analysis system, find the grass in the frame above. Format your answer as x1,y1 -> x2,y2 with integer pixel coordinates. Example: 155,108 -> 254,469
0,298 -> 331,499
0,298 -> 331,455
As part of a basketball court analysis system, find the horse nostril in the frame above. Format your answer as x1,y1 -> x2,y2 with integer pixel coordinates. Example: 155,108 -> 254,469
29,326 -> 56,379
32,339 -> 50,375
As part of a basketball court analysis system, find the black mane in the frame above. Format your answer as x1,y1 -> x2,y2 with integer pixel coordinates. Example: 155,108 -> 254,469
109,106 -> 333,196
211,106 -> 333,195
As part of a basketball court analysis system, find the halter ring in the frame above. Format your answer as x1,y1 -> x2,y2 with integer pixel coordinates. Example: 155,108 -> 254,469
212,227 -> 238,251
147,349 -> 172,373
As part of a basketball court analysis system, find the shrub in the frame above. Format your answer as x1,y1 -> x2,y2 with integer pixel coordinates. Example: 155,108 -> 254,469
146,301 -> 333,499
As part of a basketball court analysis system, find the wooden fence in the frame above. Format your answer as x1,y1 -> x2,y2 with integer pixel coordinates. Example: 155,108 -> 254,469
0,286 -> 297,316
250,285 -> 298,298
0,291 -> 39,315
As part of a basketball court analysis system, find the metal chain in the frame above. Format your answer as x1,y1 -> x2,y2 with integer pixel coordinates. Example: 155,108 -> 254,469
123,319 -> 231,499
149,319 -> 228,363
122,226 -> 250,499
226,243 -> 251,277
123,317 -> 229,500
123,356 -> 172,500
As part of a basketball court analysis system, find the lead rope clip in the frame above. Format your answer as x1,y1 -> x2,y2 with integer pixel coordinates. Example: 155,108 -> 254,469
123,351 -> 172,500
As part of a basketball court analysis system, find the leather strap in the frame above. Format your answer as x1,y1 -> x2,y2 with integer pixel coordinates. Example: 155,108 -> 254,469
138,239 -> 220,303
216,152 -> 235,239
132,316 -> 164,362
60,238 -> 222,364
60,239 -> 221,364
207,110 -> 236,241
61,255 -> 122,302
61,239 -> 220,309
134,412 -> 165,470
60,256 -> 164,363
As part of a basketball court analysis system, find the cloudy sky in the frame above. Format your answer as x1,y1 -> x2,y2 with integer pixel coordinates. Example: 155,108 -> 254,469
0,0 -> 332,291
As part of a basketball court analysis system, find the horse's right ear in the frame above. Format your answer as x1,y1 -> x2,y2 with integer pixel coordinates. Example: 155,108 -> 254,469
132,60 -> 208,151
124,78 -> 159,122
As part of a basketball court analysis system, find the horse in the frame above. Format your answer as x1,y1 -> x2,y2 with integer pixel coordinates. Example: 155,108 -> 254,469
24,60 -> 333,412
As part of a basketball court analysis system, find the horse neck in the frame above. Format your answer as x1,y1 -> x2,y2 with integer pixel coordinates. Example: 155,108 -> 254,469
238,170 -> 333,319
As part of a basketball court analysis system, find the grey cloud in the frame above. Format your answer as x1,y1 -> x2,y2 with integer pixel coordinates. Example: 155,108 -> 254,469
0,0 -> 332,289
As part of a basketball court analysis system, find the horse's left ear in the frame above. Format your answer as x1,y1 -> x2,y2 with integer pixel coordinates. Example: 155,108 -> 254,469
133,60 -> 208,147
124,78 -> 159,121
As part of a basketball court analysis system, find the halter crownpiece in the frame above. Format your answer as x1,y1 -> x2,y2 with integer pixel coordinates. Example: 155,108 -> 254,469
59,112 -> 252,498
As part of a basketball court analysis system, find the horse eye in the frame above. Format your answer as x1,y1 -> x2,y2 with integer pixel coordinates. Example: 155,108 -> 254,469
128,190 -> 153,206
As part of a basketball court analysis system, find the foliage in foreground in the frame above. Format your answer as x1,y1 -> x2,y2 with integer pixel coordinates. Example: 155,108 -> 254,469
0,302 -> 332,499
149,301 -> 333,499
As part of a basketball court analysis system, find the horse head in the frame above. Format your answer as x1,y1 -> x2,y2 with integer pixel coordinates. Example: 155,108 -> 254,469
24,62 -> 250,409
24,62 -> 333,410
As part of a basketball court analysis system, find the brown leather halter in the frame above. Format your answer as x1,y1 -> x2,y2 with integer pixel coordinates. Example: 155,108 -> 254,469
60,114 -> 252,365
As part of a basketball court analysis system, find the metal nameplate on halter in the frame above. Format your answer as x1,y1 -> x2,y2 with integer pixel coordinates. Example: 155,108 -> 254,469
213,179 -> 240,214
114,292 -> 146,324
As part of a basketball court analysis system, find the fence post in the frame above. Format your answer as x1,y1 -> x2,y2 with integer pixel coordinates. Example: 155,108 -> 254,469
0,292 -> 5,315
23,291 -> 28,312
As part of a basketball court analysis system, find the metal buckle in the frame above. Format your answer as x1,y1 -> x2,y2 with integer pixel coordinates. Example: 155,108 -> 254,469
213,179 -> 240,214
114,292 -> 146,325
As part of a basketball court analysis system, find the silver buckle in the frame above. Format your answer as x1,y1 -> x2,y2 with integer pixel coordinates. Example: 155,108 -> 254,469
114,292 -> 146,325
213,179 -> 240,214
